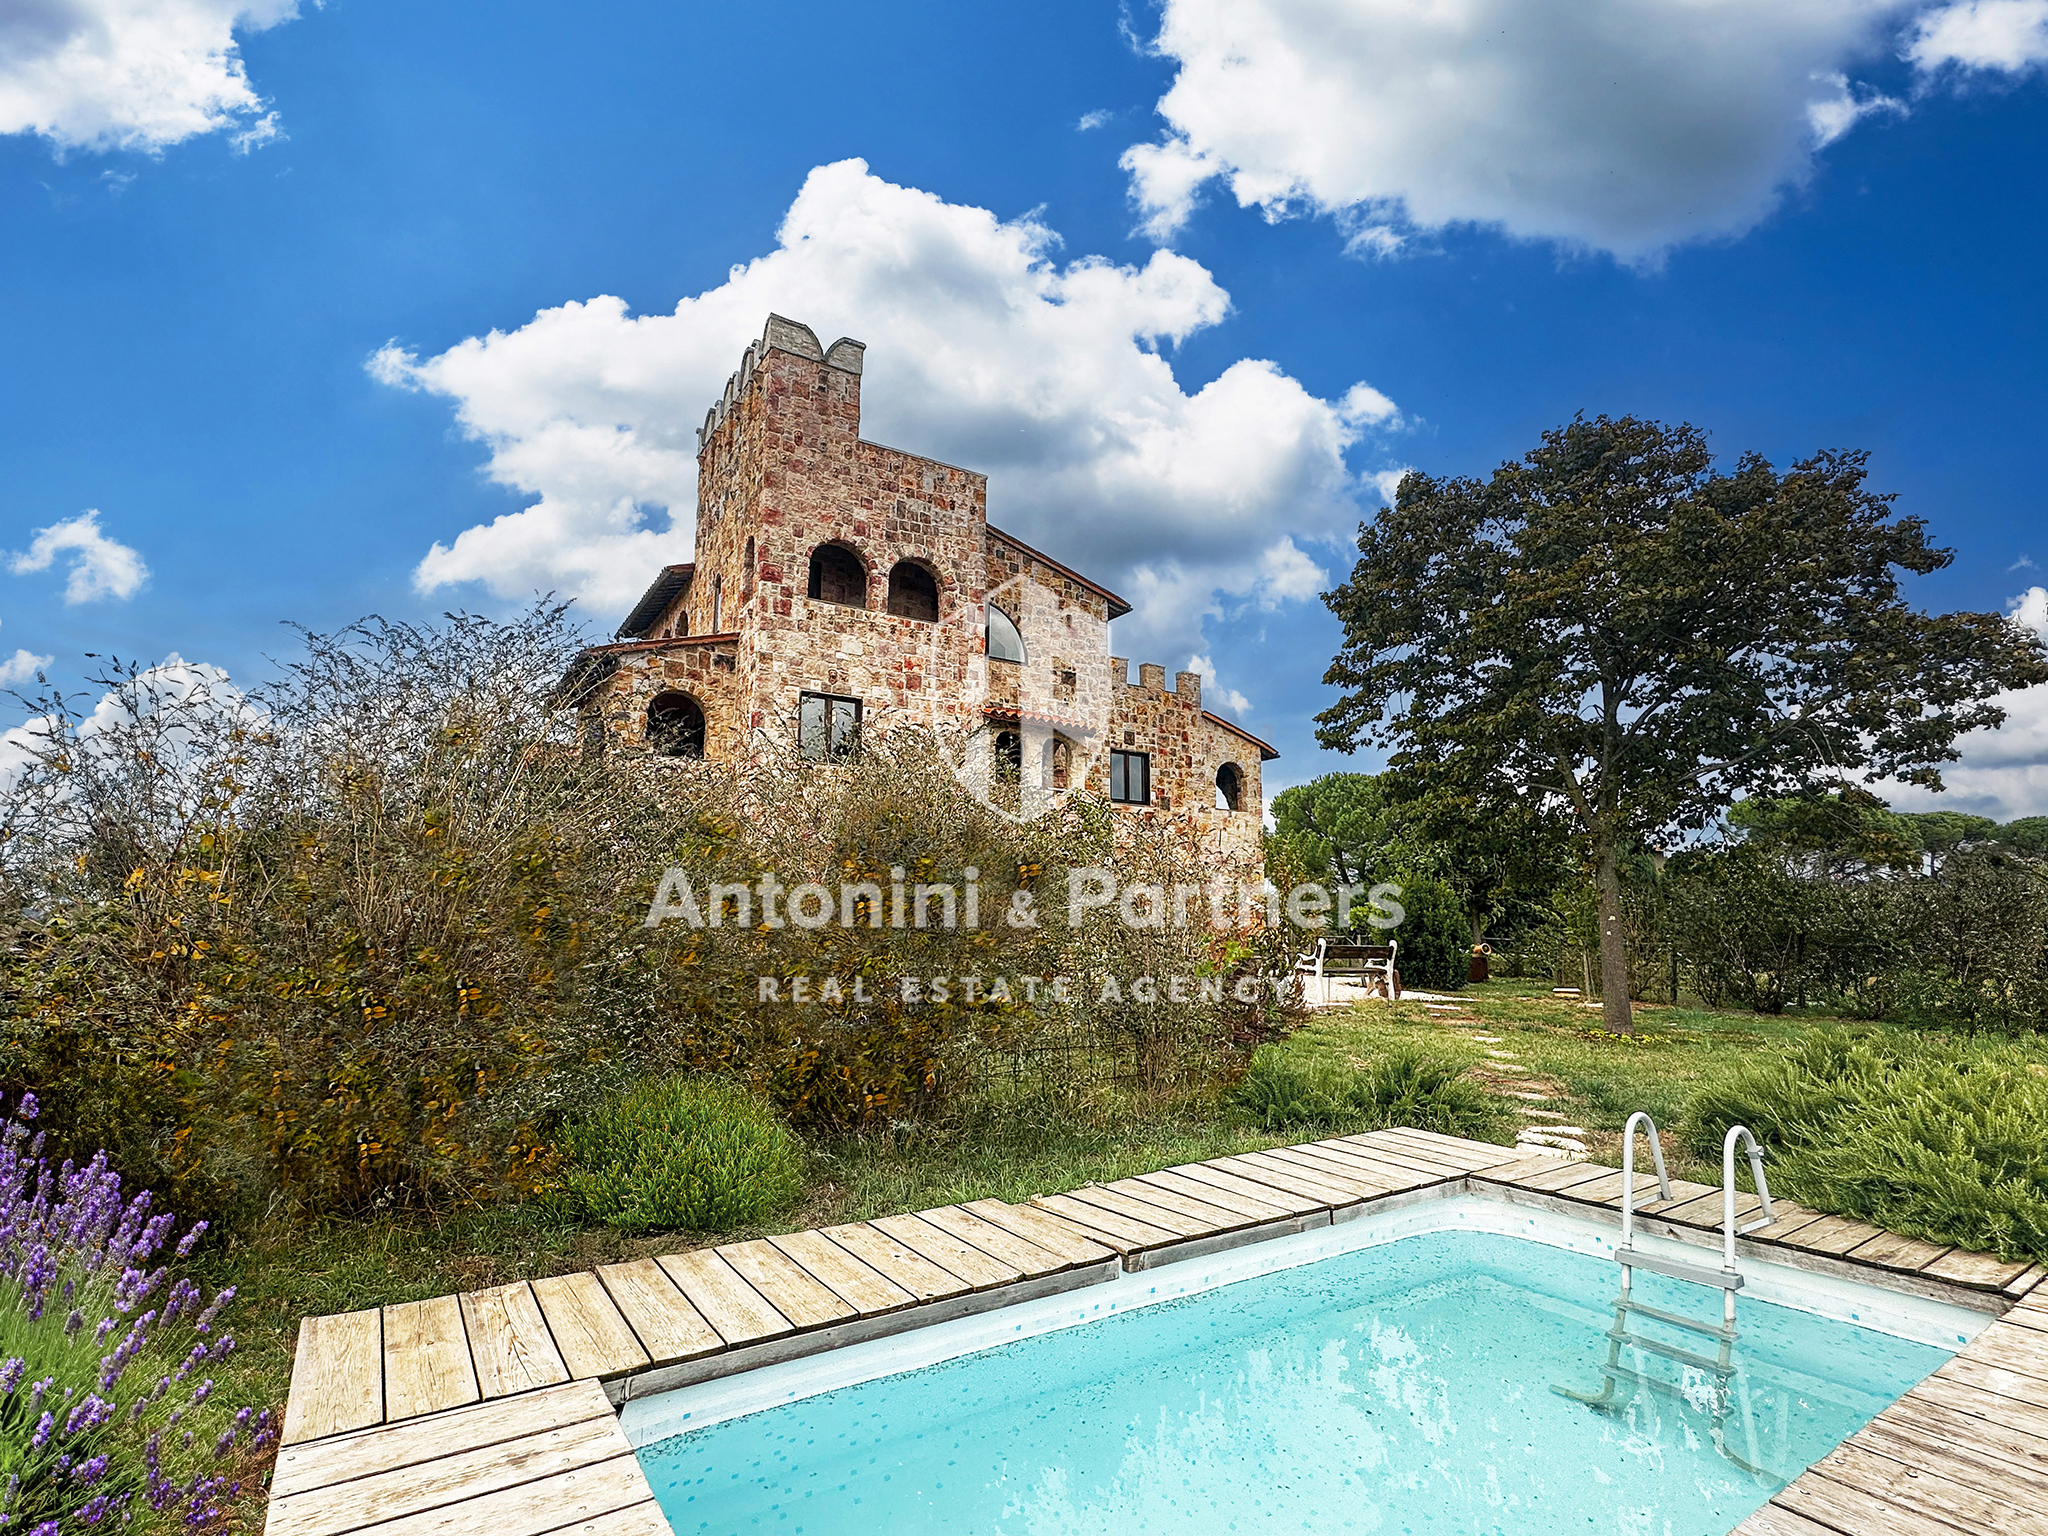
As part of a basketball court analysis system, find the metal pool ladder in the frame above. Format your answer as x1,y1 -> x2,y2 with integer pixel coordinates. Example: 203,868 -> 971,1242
1553,1114 -> 1779,1479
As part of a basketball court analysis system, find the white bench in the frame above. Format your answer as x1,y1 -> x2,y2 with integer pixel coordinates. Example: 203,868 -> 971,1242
1295,938 -> 1399,1004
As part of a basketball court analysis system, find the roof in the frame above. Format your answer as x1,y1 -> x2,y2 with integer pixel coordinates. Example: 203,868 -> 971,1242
616,563 -> 694,639
985,524 -> 1132,620
1204,710 -> 1280,762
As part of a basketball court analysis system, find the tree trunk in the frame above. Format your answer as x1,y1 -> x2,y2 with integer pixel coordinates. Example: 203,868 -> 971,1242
1592,834 -> 1635,1035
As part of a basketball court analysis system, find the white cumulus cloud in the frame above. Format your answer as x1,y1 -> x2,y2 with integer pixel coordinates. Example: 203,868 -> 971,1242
0,0 -> 301,155
1907,0 -> 2048,71
1884,587 -> 2048,819
9,509 -> 149,603
1117,0 -> 2048,263
372,159 -> 1403,668
0,650 -> 52,688
1187,653 -> 1252,716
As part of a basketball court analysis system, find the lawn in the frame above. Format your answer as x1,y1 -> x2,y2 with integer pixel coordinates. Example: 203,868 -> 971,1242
200,979 -> 2043,1445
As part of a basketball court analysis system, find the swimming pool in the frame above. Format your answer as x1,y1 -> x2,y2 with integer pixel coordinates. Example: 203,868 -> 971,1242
627,1197 -> 1987,1536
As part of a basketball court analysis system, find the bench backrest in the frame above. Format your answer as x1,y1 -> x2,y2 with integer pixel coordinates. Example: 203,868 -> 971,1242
1319,943 -> 1394,964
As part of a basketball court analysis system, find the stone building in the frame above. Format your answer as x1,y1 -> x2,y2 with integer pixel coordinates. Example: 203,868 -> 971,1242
557,315 -> 1275,868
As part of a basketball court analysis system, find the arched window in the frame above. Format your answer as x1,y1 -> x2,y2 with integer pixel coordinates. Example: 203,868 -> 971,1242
647,692 -> 706,758
1215,762 -> 1244,812
807,544 -> 867,608
994,729 -> 1023,784
986,604 -> 1025,663
886,560 -> 940,622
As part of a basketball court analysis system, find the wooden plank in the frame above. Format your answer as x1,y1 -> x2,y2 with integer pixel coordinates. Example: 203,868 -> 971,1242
1936,1355 -> 2048,1413
1026,1193 -> 1176,1255
267,1412 -> 624,1536
594,1257 -> 722,1365
1165,1161 -> 1327,1216
1337,1131 -> 1480,1175
716,1239 -> 857,1331
1926,1249 -> 2038,1291
1737,1202 -> 1830,1243
1215,1151 -> 1370,1206
271,1380 -> 615,1501
1555,1169 -> 1665,1206
1506,1159 -> 1623,1195
1653,1189 -> 1765,1229
822,1221 -> 978,1301
769,1229 -> 918,1315
1810,1441 -> 2035,1535
1258,1145 -> 1409,1193
1130,1168 -> 1290,1222
1054,1184 -> 1217,1237
2008,1297 -> 2048,1336
1912,1370 -> 2048,1441
530,1271 -> 650,1380
1287,1139 -> 1443,1183
2002,1264 -> 2046,1299
918,1204 -> 1073,1278
1779,1213 -> 1890,1256
1096,1177 -> 1257,1233
280,1309 -> 382,1446
458,1283 -> 569,1400
1469,1153 -> 1594,1185
383,1295 -> 480,1422
318,1450 -> 652,1536
1730,1505 -> 1854,1536
959,1199 -> 1118,1266
1870,1393 -> 2048,1482
1353,1127 -> 1521,1169
1967,1322 -> 2048,1380
659,1248 -> 796,1344
1846,1230 -> 1954,1273
1626,1177 -> 1723,1216
582,1504 -> 674,1536
871,1211 -> 1027,1287
1773,1473 -> 1975,1536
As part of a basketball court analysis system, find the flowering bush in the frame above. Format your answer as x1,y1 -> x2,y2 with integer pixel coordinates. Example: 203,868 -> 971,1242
0,1095 -> 271,1532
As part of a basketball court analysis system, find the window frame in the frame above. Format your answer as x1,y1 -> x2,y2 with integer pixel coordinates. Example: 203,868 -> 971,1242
986,604 -> 1026,664
798,690 -> 863,762
1109,749 -> 1151,805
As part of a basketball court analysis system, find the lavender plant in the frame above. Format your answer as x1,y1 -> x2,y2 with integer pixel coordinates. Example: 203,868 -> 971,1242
0,1095 -> 272,1532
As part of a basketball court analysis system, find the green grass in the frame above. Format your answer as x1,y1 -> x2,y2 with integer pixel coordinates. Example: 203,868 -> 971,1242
198,978 -> 2048,1472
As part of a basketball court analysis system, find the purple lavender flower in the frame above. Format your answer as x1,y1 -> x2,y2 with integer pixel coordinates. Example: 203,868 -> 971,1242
30,1411 -> 54,1450
0,1356 -> 24,1394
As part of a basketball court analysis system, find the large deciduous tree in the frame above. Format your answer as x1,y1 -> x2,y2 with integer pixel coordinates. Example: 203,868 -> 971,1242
1316,416 -> 2048,1034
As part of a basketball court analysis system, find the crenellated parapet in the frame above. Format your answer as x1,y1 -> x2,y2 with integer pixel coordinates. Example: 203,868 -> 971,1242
696,314 -> 866,449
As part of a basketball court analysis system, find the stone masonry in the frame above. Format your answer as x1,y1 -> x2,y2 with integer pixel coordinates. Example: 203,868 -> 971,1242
557,315 -> 1274,870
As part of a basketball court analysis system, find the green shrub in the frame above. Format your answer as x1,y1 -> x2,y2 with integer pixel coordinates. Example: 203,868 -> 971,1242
1677,1029 -> 2048,1260
1230,1048 -> 1340,1130
1388,873 -> 1466,991
1338,1049 -> 1504,1139
557,1077 -> 804,1234
1231,1045 -> 1502,1139
1781,1063 -> 2048,1258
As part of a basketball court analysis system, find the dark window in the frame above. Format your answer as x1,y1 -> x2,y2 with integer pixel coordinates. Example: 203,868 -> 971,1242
799,691 -> 862,761
743,537 -> 756,594
807,544 -> 867,608
1215,761 -> 1243,812
987,604 -> 1026,663
994,729 -> 1022,783
647,691 -> 706,759
711,575 -> 723,632
886,560 -> 940,621
1110,750 -> 1150,804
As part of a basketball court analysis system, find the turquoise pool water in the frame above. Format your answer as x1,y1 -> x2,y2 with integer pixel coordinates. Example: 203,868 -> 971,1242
637,1230 -> 1953,1535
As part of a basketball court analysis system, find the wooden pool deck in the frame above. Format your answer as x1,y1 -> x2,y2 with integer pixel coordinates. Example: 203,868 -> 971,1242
267,1128 -> 2048,1536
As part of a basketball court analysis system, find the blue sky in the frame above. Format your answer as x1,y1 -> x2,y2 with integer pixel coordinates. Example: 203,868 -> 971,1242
4,0 -> 2047,815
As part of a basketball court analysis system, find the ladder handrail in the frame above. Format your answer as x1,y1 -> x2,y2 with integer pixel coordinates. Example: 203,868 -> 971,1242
1619,1111 -> 1673,1251
1722,1124 -> 1776,1270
